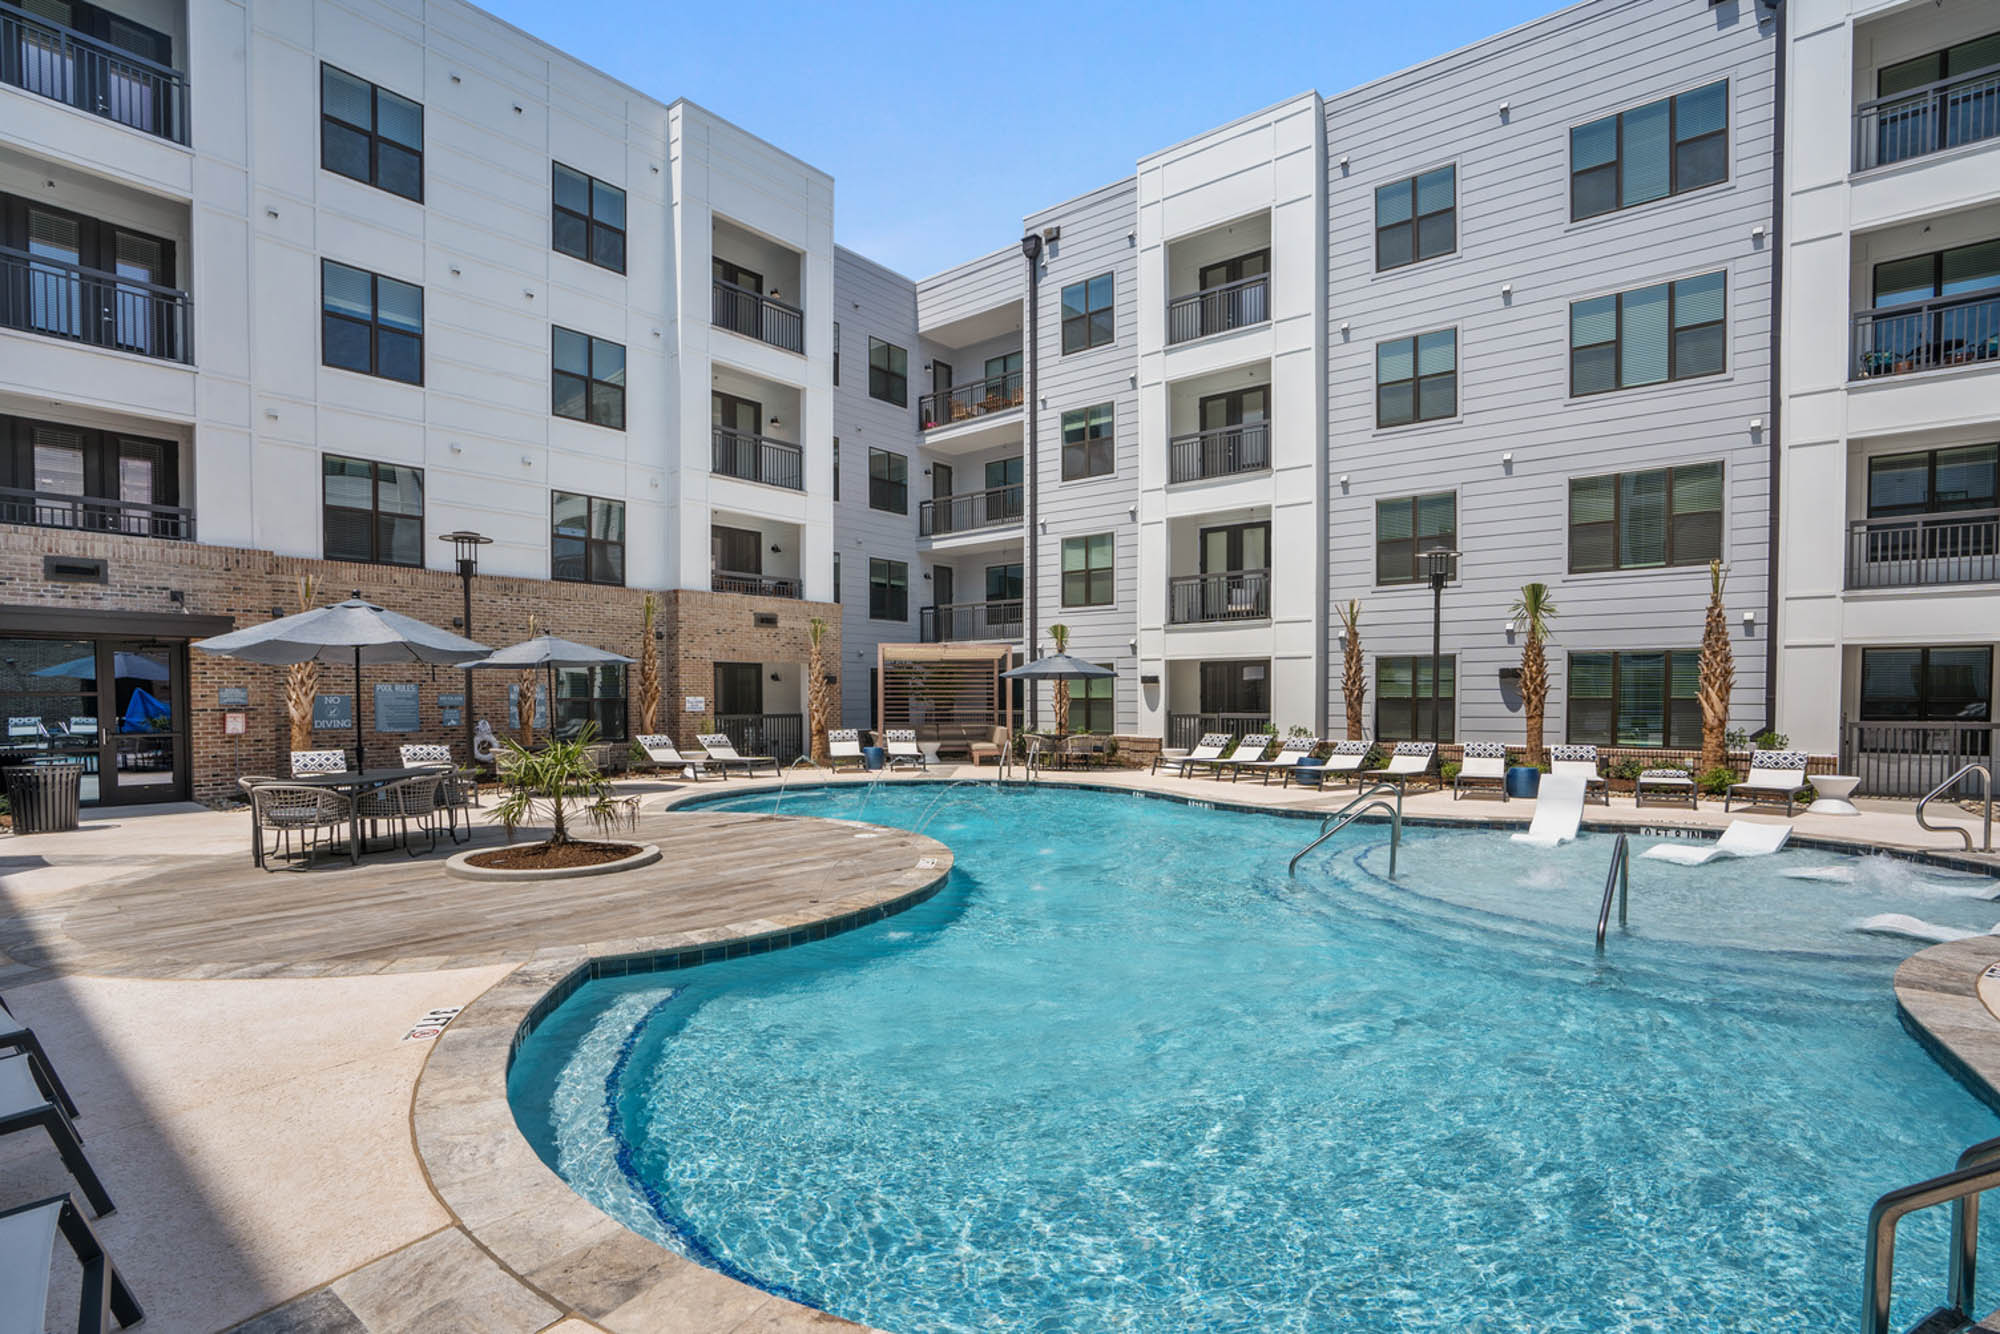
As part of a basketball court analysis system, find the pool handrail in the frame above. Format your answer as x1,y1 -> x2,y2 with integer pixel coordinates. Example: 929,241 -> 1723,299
1913,764 -> 1993,853
1288,782 -> 1403,879
1862,1134 -> 2000,1334
1594,833 -> 1630,951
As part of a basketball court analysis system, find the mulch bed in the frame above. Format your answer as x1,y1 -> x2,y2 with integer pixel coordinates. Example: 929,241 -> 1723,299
466,841 -> 643,871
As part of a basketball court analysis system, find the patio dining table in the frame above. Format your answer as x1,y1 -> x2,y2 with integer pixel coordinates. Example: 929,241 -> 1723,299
249,766 -> 442,867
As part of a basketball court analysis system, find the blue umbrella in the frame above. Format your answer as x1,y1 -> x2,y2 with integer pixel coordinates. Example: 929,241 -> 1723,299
121,687 -> 171,733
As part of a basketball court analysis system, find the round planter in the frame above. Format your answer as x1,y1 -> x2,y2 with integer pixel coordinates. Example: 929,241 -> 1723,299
444,842 -> 661,882
1504,766 -> 1542,799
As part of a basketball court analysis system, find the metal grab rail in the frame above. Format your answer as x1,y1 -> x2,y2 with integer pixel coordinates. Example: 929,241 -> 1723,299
1914,763 -> 1993,852
1595,833 -> 1630,950
1288,782 -> 1404,879
1862,1135 -> 2000,1334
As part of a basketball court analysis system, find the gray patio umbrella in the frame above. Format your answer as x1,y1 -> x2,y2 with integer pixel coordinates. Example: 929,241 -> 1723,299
192,592 -> 489,769
1002,653 -> 1115,736
459,634 -> 635,739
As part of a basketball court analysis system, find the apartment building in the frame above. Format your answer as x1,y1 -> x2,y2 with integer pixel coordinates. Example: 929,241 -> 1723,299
1777,0 -> 2000,794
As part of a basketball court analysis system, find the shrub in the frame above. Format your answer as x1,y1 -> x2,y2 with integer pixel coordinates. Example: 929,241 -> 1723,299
1440,761 -> 1462,783
491,725 -> 638,846
1362,746 -> 1388,770
1697,765 -> 1737,796
1725,727 -> 1750,749
1752,729 -> 1790,750
1609,758 -> 1647,781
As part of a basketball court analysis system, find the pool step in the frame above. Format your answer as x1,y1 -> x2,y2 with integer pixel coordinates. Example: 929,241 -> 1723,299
1905,1307 -> 1970,1334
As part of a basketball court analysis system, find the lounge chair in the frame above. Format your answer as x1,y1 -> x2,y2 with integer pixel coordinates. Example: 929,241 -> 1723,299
1227,736 -> 1319,784
1361,741 -> 1437,791
634,734 -> 702,780
0,1051 -> 114,1216
1548,745 -> 1609,806
1152,734 -> 1233,778
1315,740 -> 1372,791
827,729 -> 868,772
0,995 -> 78,1120
1635,768 -> 1697,808
290,748 -> 348,777
1642,819 -> 1791,865
1203,734 -> 1272,779
1724,749 -> 1810,815
1509,772 -> 1586,847
0,1194 -> 143,1334
695,734 -> 779,778
883,728 -> 927,770
1454,742 -> 1510,801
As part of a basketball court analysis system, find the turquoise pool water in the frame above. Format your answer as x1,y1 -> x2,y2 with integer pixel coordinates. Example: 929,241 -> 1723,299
508,784 -> 2000,1332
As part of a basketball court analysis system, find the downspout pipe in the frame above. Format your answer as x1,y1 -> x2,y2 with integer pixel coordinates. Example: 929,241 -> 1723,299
1021,232 -> 1043,731
1764,0 -> 1785,737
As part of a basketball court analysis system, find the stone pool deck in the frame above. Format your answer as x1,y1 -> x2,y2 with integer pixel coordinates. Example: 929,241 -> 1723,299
0,765 -> 1993,1332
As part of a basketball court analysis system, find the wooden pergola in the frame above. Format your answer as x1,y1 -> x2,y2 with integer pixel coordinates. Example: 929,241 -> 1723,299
875,642 -> 1015,737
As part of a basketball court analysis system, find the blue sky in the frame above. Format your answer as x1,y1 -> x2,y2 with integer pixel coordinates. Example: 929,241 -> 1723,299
477,0 -> 1556,278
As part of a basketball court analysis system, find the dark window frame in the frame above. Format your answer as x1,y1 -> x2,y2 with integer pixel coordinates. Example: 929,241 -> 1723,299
1061,532 -> 1115,608
1374,655 -> 1455,744
320,63 -> 423,202
550,163 -> 626,274
1859,646 -> 1993,723
0,413 -> 181,512
1866,444 -> 2000,519
1374,165 -> 1457,272
1569,271 -> 1727,397
1570,80 -> 1729,222
1061,272 -> 1116,354
553,662 -> 627,741
868,557 -> 909,622
868,447 -> 908,514
321,454 -> 424,567
551,327 -> 626,430
868,336 -> 908,407
1565,649 -> 1703,748
1374,491 -> 1458,586
1072,666 -> 1115,734
1375,328 -> 1459,427
1567,461 -> 1724,574
320,259 -> 423,385
550,490 -> 625,586
832,321 -> 840,386
1061,403 -> 1115,480
1869,239 -> 2000,310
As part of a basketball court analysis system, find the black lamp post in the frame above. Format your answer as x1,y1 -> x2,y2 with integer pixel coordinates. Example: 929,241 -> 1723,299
439,530 -> 492,762
1421,547 -> 1460,747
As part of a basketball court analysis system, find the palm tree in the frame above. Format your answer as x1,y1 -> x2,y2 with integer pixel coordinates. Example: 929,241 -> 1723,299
1699,560 -> 1734,771
1336,600 -> 1366,741
806,616 -> 835,764
283,575 -> 320,754
517,613 -> 540,748
1048,623 -> 1071,735
1510,583 -> 1557,766
490,724 -> 636,847
637,594 -> 661,735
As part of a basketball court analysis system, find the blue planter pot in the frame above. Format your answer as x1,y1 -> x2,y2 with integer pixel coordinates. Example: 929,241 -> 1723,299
1291,756 -> 1327,788
1505,765 -> 1542,799
862,746 -> 887,771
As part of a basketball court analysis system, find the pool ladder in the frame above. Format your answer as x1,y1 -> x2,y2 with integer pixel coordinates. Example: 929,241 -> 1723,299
1595,834 -> 1631,951
1862,1135 -> 2000,1334
1913,763 -> 1994,854
1288,782 -> 1403,879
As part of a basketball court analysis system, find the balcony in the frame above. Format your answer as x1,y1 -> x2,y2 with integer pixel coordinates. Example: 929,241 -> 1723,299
1167,570 -> 1270,624
919,482 -> 1023,537
711,571 -> 801,599
0,486 -> 190,540
1842,717 -> 1995,797
920,599 -> 1023,643
1,245 -> 191,363
1854,62 -> 2000,172
1168,422 -> 1270,484
711,278 -> 803,355
1846,510 -> 1999,589
0,2 -> 188,144
1852,290 -> 1999,380
1167,275 -> 1268,346
919,370 -> 1023,431
711,428 -> 804,491
1165,712 -> 1270,751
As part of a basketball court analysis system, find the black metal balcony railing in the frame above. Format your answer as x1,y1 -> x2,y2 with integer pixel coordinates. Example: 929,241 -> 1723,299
1852,290 -> 2000,380
1841,718 -> 1995,797
711,427 -> 804,491
919,482 -> 1024,537
717,712 -> 805,764
920,599 -> 1024,643
0,245 -> 191,363
1167,274 -> 1269,345
919,369 -> 1024,430
0,2 -> 188,144
1166,712 -> 1271,751
1854,61 -> 2000,171
711,571 -> 802,599
1167,570 -> 1271,624
711,277 -> 804,354
1168,422 -> 1271,484
0,485 -> 192,540
1846,509 -> 2000,589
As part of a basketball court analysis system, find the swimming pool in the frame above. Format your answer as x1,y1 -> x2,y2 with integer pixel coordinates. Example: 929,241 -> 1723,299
508,784 -> 2000,1332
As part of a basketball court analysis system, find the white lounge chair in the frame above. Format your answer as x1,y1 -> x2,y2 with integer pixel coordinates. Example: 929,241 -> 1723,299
1201,734 -> 1270,779
634,734 -> 703,780
1509,772 -> 1586,847
1725,749 -> 1811,816
0,1051 -> 114,1217
696,733 -> 779,778
1642,819 -> 1792,865
1454,742 -> 1510,801
290,748 -> 347,777
826,729 -> 868,772
0,996 -> 77,1120
1227,736 -> 1319,784
1316,740 -> 1372,791
1548,745 -> 1608,805
1362,741 -> 1436,791
1153,733 -> 1233,777
0,1194 -> 143,1334
883,728 -> 927,770
1635,768 -> 1698,807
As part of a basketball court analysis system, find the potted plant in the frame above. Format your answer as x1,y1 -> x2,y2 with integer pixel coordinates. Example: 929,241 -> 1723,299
454,724 -> 648,878
1507,582 -> 1556,798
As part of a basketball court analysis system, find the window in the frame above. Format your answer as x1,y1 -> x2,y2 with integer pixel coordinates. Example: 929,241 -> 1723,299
321,260 -> 423,384
832,437 -> 840,501
832,321 -> 840,386
551,328 -> 625,429
869,337 -> 908,406
1375,656 -> 1455,743
714,662 -> 763,716
1860,647 -> 1992,722
1879,32 -> 2000,100
1061,403 -> 1115,480
1376,330 -> 1457,426
1073,669 -> 1114,734
1871,240 -> 2000,310
1375,492 -> 1458,585
0,414 -> 181,535
1571,81 -> 1727,221
320,65 -> 422,201
868,448 -> 907,513
1567,650 -> 1701,748
1569,462 -> 1722,573
1570,271 -> 1725,395
1062,533 -> 1114,607
322,455 -> 423,566
551,164 -> 626,273
712,525 -> 761,577
985,350 -> 1023,387
554,663 -> 626,741
551,492 -> 625,585
1375,166 -> 1456,271
1061,273 -> 1115,353
1200,660 -> 1269,717
1868,445 -> 1999,518
869,558 -> 909,621
833,551 -> 841,604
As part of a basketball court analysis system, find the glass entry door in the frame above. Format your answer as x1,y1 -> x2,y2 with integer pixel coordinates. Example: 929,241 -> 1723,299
0,636 -> 185,804
101,640 -> 179,801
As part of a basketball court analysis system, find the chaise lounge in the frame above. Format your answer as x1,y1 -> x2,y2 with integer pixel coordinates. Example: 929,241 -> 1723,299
1549,745 -> 1609,806
695,734 -> 780,778
634,734 -> 703,779
1152,733 -> 1233,778
1724,749 -> 1811,816
826,729 -> 868,772
1227,736 -> 1320,785
0,1194 -> 144,1334
0,1051 -> 115,1217
1454,742 -> 1510,801
1361,741 -> 1437,792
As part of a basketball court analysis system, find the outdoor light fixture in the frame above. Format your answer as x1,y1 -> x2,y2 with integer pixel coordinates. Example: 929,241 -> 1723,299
1744,611 -> 1756,626
770,544 -> 782,554
1501,283 -> 1513,297
1502,452 -> 1514,465
269,606 -> 285,619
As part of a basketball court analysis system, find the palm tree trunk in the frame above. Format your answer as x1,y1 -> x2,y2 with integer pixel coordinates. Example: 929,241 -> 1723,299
1699,560 -> 1734,771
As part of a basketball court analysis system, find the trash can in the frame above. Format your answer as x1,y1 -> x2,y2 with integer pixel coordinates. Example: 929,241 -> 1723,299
1292,756 -> 1327,788
1505,765 -> 1542,800
862,746 -> 887,771
6,761 -> 84,834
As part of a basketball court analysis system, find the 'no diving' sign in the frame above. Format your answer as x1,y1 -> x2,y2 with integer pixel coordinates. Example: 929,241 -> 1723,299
402,1006 -> 463,1042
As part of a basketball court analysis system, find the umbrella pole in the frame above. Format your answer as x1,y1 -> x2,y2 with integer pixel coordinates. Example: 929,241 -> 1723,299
353,648 -> 365,771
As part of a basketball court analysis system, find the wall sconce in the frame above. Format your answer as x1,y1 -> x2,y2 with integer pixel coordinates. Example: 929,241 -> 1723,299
449,264 -> 461,276
769,544 -> 783,554
1498,100 -> 1510,116
1503,620 -> 1517,635
1500,283 -> 1513,298
1749,418 -> 1764,431
270,606 -> 286,619
1752,224 -> 1767,240
1338,474 -> 1350,488
1501,451 -> 1514,466
653,629 -> 665,640
449,73 -> 461,84
769,673 -> 781,682
921,571 -> 932,580
1743,611 -> 1756,627
451,616 -> 464,628
768,415 -> 781,426
1338,154 -> 1349,168
1339,321 -> 1350,334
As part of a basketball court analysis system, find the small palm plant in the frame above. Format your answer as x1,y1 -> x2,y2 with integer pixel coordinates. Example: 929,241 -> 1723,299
807,615 -> 836,765
1048,623 -> 1071,735
284,575 -> 321,753
1699,560 -> 1734,771
1337,600 -> 1366,741
1510,583 -> 1557,767
489,723 -> 637,847
637,594 -> 661,735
